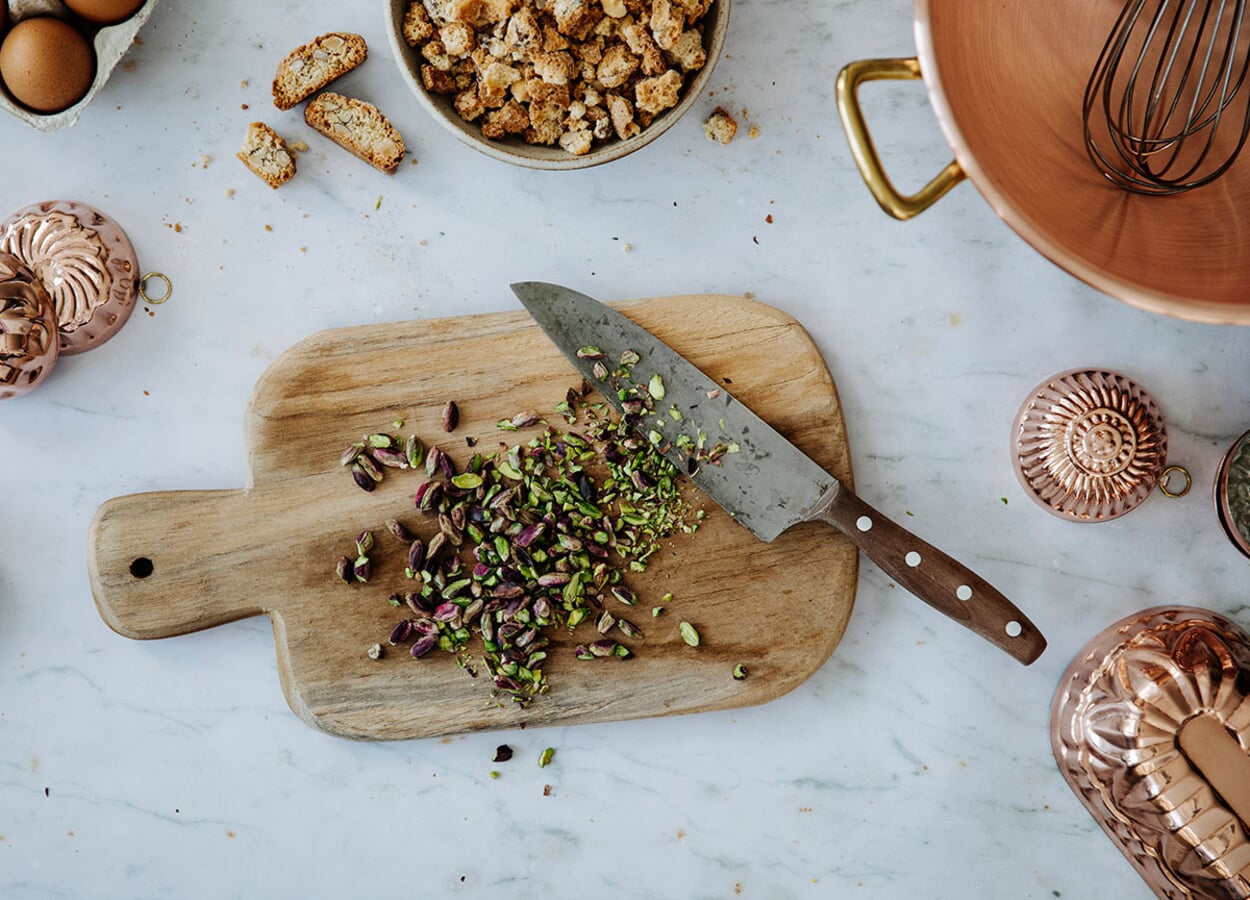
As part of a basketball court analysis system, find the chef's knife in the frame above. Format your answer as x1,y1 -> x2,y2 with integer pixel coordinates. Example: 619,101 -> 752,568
512,282 -> 1046,665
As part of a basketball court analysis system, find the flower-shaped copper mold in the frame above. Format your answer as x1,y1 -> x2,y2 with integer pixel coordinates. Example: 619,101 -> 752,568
1216,431 -> 1250,560
1012,369 -> 1168,522
0,251 -> 59,400
1052,607 -> 1250,899
0,200 -> 139,355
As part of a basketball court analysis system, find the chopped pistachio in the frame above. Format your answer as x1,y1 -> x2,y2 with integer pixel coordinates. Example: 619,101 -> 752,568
648,374 -> 666,400
733,663 -> 748,680
679,621 -> 700,647
538,747 -> 555,768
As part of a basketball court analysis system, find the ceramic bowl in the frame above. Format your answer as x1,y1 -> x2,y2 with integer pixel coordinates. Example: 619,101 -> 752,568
384,0 -> 729,170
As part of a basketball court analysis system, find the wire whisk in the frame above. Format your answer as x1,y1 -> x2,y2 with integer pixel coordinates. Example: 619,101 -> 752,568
1084,0 -> 1250,194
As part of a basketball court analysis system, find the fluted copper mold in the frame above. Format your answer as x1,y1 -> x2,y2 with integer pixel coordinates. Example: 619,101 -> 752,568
1012,369 -> 1168,522
1052,607 -> 1250,899
0,200 -> 139,355
0,251 -> 59,400
1216,431 -> 1250,560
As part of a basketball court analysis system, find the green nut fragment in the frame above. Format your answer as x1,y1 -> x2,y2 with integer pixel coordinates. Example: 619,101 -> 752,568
733,664 -> 748,681
679,621 -> 700,647
538,747 -> 555,768
648,374 -> 666,400
489,770 -> 501,780
651,606 -> 664,618
452,472 -> 484,490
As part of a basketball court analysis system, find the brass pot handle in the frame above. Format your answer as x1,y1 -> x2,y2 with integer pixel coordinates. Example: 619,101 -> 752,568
835,57 -> 967,220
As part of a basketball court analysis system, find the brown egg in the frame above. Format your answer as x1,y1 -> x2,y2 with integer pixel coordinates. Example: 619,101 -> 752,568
64,0 -> 147,27
0,18 -> 96,114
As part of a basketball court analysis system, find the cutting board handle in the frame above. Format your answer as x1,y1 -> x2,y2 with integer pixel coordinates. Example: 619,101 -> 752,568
812,487 -> 1047,665
88,489 -> 268,639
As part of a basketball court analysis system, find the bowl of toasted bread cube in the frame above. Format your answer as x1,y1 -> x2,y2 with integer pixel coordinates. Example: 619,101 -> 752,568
385,0 -> 729,170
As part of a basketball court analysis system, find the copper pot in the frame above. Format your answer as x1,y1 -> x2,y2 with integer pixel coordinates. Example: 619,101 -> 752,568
837,1 -> 1250,325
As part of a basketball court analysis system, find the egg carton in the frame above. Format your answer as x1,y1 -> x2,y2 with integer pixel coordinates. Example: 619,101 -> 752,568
2,0 -> 159,131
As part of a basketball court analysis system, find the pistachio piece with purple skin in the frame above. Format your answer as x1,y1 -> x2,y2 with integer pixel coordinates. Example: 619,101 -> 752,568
596,611 -> 616,635
616,618 -> 642,638
438,449 -> 456,479
426,531 -> 447,562
352,464 -> 376,492
353,556 -> 371,583
588,639 -> 617,658
511,410 -> 541,429
405,434 -> 425,469
355,530 -> 375,556
387,519 -> 416,544
415,480 -> 443,512
367,433 -> 397,449
442,400 -> 459,433
407,539 -> 426,572
340,443 -> 363,466
371,446 -> 409,469
389,620 -> 414,645
410,634 -> 438,658
335,556 -> 353,584
357,453 -> 384,482
610,586 -> 636,606
425,446 -> 442,478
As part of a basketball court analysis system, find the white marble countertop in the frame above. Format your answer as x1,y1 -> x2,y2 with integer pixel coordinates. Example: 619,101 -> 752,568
3,0 -> 1250,897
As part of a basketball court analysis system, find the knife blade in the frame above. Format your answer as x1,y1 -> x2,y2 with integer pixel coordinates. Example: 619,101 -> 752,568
511,282 -> 1046,665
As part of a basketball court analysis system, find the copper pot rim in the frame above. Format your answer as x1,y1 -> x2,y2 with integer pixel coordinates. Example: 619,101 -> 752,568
912,1 -> 1250,327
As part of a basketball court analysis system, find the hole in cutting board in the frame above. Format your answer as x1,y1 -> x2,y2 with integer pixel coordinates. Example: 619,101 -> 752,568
129,557 -> 154,579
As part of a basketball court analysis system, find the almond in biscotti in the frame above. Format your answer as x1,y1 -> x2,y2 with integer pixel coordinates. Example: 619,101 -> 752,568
304,92 -> 406,175
272,33 -> 368,111
236,122 -> 297,188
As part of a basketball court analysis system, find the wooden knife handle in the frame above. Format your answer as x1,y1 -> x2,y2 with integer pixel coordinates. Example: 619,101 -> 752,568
88,489 -> 267,639
810,487 -> 1046,665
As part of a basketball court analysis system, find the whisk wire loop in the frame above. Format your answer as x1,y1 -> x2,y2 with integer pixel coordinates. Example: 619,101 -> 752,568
1084,0 -> 1250,193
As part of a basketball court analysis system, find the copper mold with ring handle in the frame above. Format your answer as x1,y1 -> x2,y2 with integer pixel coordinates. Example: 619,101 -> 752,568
1011,368 -> 1191,522
1052,606 -> 1250,899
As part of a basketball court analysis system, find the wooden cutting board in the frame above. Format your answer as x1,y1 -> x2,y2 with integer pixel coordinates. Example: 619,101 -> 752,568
88,295 -> 858,740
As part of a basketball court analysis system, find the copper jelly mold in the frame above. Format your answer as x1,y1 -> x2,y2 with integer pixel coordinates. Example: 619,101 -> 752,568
1052,607 -> 1250,898
1012,369 -> 1179,522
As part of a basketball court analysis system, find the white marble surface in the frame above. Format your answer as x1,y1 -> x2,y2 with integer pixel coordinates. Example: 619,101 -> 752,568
3,0 -> 1250,897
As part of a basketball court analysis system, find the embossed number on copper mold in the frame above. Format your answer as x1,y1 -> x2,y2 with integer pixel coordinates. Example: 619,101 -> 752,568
0,200 -> 140,355
1011,369 -> 1183,522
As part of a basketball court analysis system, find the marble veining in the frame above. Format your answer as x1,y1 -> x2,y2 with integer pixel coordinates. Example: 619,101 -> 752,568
3,0 -> 1250,897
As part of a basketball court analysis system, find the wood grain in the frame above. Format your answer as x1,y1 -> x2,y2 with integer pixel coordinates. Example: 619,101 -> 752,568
87,296 -> 858,740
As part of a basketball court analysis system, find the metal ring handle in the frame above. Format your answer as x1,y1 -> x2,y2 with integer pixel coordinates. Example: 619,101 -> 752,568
835,57 -> 967,221
139,272 -> 172,305
1159,465 -> 1192,499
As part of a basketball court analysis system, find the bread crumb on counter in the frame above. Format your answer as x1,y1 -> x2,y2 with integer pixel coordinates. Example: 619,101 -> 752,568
702,105 -> 736,144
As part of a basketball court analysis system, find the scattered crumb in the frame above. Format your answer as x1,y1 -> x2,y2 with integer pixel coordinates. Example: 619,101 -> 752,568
290,140 -> 309,153
199,154 -> 212,169
765,214 -> 773,224
702,107 -> 738,144
121,60 -> 137,72
799,806 -> 813,813
542,784 -> 552,796
300,246 -> 307,253
241,103 -> 249,110
240,80 -> 249,88
949,312 -> 962,327
734,885 -> 742,896
748,124 -> 760,139
225,830 -> 235,839
143,390 -> 150,396
225,188 -> 235,198
622,243 -> 632,252
742,292 -> 754,301
676,828 -> 686,840
264,224 -> 273,232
